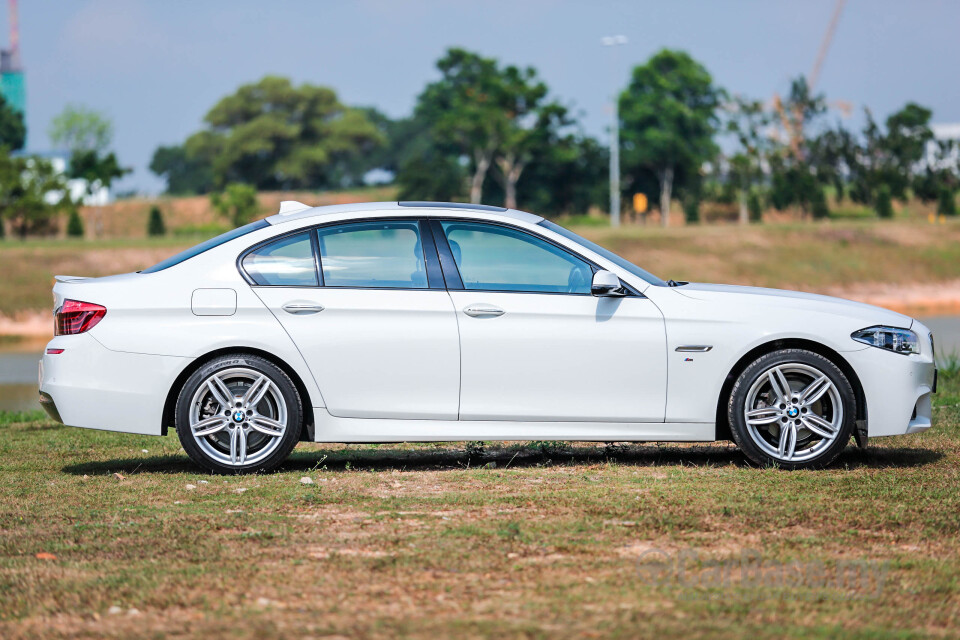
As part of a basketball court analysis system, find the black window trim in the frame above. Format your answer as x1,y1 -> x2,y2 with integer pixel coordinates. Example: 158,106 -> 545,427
236,215 -> 642,297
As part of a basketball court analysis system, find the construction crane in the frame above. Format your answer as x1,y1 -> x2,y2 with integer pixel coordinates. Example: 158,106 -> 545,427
772,0 -> 848,159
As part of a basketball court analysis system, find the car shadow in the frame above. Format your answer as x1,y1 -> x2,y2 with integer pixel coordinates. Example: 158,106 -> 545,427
60,442 -> 943,476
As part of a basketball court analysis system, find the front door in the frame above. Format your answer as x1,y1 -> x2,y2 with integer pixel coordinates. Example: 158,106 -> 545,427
437,220 -> 667,422
247,221 -> 460,420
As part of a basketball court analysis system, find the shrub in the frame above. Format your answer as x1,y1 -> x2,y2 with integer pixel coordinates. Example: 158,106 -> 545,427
683,196 -> 700,224
66,210 -> 84,237
811,188 -> 830,220
0,217 -> 4,239
211,183 -> 259,227
147,206 -> 166,236
747,191 -> 763,223
937,188 -> 957,217
875,185 -> 894,219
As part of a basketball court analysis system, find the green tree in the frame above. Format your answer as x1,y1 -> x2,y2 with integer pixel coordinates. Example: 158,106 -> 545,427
414,49 -> 507,204
149,145 -> 215,195
725,97 -> 772,224
66,209 -> 84,237
147,205 -> 166,236
0,154 -> 70,239
211,183 -> 259,227
619,49 -> 722,227
0,94 -> 26,151
68,150 -> 130,199
48,105 -> 113,154
186,76 -> 383,190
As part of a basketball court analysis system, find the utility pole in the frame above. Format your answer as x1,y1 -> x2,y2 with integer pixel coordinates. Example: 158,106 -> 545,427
602,35 -> 627,227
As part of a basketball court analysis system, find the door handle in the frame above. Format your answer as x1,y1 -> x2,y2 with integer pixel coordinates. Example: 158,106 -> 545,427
463,305 -> 505,318
282,302 -> 325,315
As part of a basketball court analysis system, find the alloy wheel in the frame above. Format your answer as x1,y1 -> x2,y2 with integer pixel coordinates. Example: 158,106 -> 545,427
742,362 -> 843,464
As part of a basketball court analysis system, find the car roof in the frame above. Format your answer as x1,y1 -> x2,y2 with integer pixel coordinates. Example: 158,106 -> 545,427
265,201 -> 544,226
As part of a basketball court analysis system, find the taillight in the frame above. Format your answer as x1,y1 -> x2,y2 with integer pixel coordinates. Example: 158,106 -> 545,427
55,299 -> 106,336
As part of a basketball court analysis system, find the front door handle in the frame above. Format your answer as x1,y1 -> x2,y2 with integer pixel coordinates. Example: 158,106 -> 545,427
282,302 -> 325,315
463,305 -> 505,318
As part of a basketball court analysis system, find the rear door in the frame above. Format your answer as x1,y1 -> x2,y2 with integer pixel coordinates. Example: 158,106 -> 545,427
434,219 -> 667,423
247,220 -> 460,420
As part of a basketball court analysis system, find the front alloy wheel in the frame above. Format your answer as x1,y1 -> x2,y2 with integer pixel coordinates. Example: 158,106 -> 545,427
728,349 -> 856,469
175,354 -> 302,474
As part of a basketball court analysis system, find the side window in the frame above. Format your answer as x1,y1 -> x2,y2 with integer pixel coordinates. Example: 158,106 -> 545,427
317,221 -> 428,289
441,221 -> 593,294
242,232 -> 318,286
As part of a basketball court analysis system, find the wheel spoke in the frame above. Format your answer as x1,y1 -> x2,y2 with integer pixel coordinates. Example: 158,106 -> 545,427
799,374 -> 832,406
767,367 -> 791,404
192,415 -> 228,437
746,407 -> 780,425
207,375 -> 235,410
801,413 -> 838,439
229,427 -> 248,465
778,423 -> 797,460
243,375 -> 272,410
249,415 -> 285,437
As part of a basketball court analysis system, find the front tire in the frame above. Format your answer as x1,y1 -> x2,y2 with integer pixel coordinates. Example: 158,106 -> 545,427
175,354 -> 302,474
727,349 -> 856,469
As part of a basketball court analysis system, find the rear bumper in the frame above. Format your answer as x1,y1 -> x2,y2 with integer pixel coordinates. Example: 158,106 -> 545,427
39,333 -> 191,435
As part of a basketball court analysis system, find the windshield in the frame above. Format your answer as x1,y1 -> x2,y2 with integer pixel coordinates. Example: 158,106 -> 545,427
141,220 -> 270,273
538,220 -> 667,287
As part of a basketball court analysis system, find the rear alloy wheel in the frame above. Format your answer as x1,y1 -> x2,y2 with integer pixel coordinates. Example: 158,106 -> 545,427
728,349 -> 856,469
175,354 -> 302,474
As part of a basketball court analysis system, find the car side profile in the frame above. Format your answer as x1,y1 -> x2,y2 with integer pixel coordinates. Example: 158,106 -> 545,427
39,201 -> 937,472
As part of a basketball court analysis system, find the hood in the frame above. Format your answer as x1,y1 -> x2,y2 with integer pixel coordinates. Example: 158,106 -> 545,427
673,283 -> 913,328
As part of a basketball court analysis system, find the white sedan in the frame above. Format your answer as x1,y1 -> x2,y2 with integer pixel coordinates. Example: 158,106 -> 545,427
39,201 -> 937,473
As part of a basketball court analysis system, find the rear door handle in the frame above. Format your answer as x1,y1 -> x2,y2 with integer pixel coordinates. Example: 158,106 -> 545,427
463,305 -> 505,318
282,302 -> 325,315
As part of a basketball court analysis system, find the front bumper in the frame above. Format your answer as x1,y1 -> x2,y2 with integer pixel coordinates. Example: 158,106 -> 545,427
39,333 -> 191,435
846,327 -> 936,437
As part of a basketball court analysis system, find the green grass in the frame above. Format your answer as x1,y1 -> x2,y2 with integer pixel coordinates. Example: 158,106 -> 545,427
0,375 -> 958,638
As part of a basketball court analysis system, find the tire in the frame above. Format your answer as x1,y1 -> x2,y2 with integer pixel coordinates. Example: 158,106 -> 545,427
727,349 -> 856,469
175,353 -> 303,474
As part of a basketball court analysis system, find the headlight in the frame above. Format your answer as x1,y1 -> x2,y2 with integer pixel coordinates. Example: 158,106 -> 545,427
851,326 -> 919,355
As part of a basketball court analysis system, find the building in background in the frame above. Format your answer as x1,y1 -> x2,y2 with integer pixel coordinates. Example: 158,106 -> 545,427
0,0 -> 24,116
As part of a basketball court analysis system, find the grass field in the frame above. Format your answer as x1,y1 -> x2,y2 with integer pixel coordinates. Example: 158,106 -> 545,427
2,218 -> 960,319
0,373 -> 957,638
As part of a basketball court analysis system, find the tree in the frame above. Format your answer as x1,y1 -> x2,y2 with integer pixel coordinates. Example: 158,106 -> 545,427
66,209 -> 84,237
725,96 -> 773,224
0,94 -> 25,151
48,105 -> 113,154
415,49 -> 507,204
147,206 -> 166,236
149,144 -> 215,195
620,49 -> 722,227
211,183 -> 259,227
0,154 -> 71,239
184,76 -> 383,190
68,149 -> 130,197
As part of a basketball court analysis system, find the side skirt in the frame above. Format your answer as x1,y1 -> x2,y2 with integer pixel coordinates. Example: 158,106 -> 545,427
312,408 -> 715,443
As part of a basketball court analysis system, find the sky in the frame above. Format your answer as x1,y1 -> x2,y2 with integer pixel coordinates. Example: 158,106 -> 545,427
5,0 -> 960,194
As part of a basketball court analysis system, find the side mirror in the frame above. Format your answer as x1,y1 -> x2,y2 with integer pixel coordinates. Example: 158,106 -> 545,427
591,270 -> 624,297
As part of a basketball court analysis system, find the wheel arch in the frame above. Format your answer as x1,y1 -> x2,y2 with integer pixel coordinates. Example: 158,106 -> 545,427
161,347 -> 315,441
714,338 -> 867,441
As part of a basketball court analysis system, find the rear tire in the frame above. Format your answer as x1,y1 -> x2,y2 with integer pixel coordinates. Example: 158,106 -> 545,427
175,354 -> 302,474
727,349 -> 855,469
